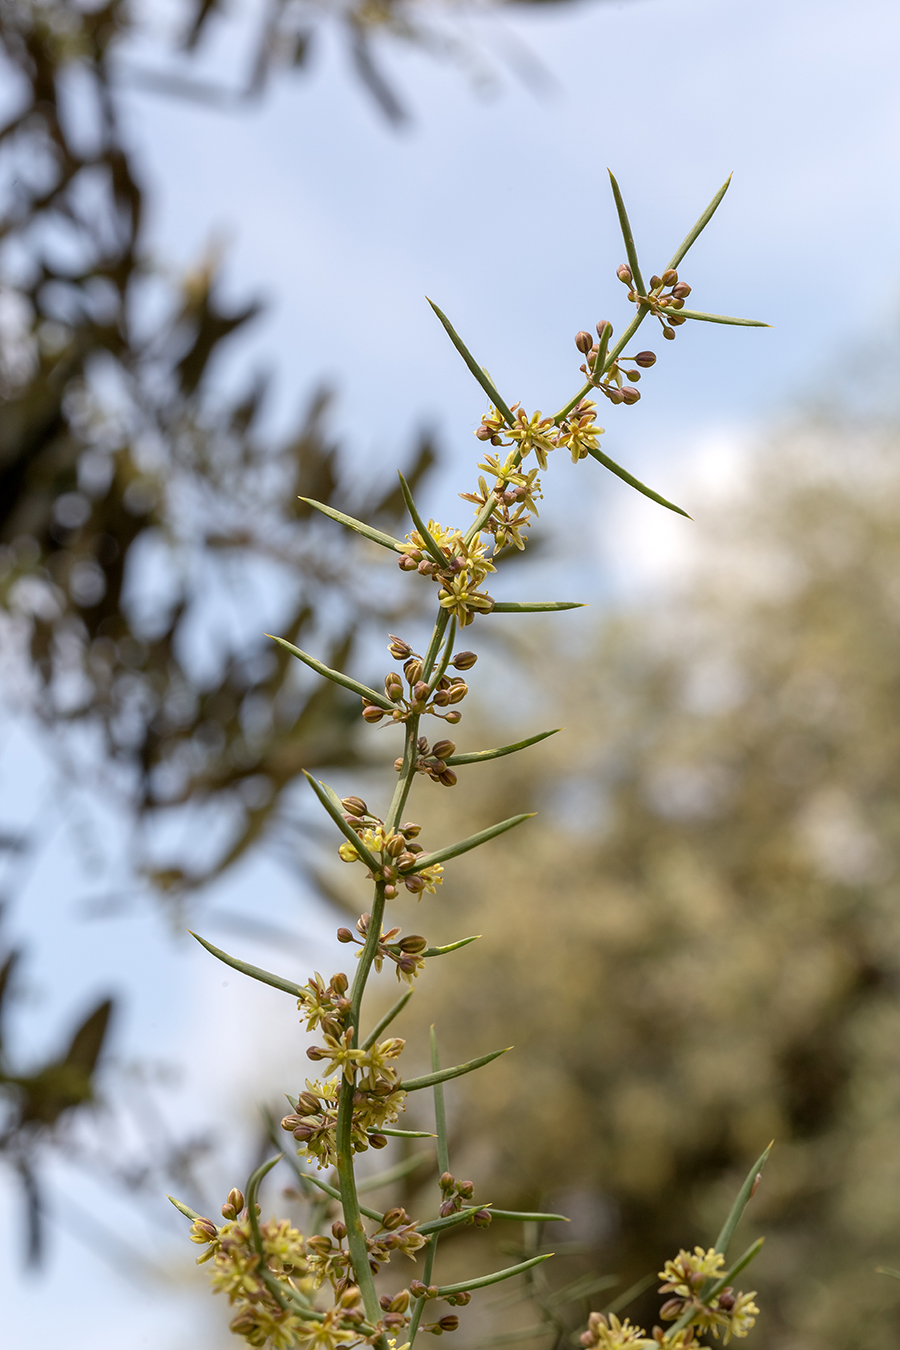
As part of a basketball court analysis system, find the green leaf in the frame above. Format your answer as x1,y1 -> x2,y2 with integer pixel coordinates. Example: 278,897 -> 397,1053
299,497 -> 407,553
706,1237 -> 765,1302
427,299 -> 515,425
666,174 -> 732,272
189,932 -> 303,998
302,771 -> 383,871
714,1142 -> 773,1258
585,446 -> 691,519
411,814 -> 535,871
362,988 -> 414,1050
436,1253 -> 554,1296
356,1152 -> 431,1193
421,935 -> 481,958
402,1045 -> 511,1092
666,307 -> 770,328
419,1206 -> 484,1236
431,1026 -> 450,1177
608,170 -> 645,298
372,1128 -> 437,1139
445,728 -> 561,766
167,1194 -> 202,1222
398,473 -> 447,566
488,601 -> 586,613
268,635 -> 394,711
489,1209 -> 569,1224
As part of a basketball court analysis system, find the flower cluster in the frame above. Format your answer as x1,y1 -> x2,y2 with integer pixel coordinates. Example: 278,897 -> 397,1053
657,1248 -> 758,1343
338,915 -> 429,984
336,801 -> 444,900
282,1076 -> 406,1169
395,524 -> 495,627
437,1170 -> 491,1227
189,1192 -> 329,1350
616,262 -> 692,341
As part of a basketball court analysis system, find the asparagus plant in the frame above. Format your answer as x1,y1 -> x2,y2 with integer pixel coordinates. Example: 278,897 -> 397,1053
171,173 -> 771,1350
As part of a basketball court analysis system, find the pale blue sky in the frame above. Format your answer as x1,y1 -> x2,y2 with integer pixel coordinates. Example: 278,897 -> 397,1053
6,0 -> 900,1343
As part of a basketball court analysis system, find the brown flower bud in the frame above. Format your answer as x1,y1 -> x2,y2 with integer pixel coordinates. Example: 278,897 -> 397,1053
398,554 -> 418,571
400,821 -> 421,838
410,1280 -> 428,1298
440,1171 -> 455,1192
404,875 -> 426,893
621,386 -> 640,404
281,1113 -> 303,1131
438,770 -> 458,787
332,1219 -> 347,1240
448,682 -> 467,704
672,281 -> 691,299
649,274 -> 663,289
307,1235 -> 333,1254
717,1288 -> 736,1312
431,689 -> 450,707
390,1291 -> 411,1313
456,1179 -> 474,1198
475,424 -> 493,441
452,650 -> 477,670
581,1333 -> 595,1347
398,955 -> 419,974
340,1286 -> 361,1308
330,971 -> 348,994
607,388 -> 624,405
669,314 -> 687,326
626,369 -> 641,382
384,833 -> 406,856
439,1199 -> 457,1217
230,1310 -> 260,1337
442,710 -> 462,724
383,883 -> 398,898
449,1292 -> 471,1307
635,350 -> 656,367
659,1299 -> 684,1321
362,705 -> 385,723
616,264 -> 632,283
663,327 -> 675,341
439,1316 -> 459,1332
396,852 -> 417,871
337,927 -> 355,944
190,1217 -> 218,1242
225,1187 -> 244,1215
381,1207 -> 407,1230
297,1091 -> 321,1114
342,797 -> 367,816
432,739 -> 456,759
306,1045 -> 327,1061
413,680 -> 430,702
357,913 -> 371,933
575,331 -> 593,354
473,1209 -> 492,1227
388,635 -> 412,660
661,268 -> 678,286
385,674 -> 404,702
369,1133 -> 388,1149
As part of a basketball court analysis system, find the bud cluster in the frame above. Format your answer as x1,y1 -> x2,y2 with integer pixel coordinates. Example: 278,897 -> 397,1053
438,1170 -> 492,1228
617,262 -> 692,341
337,803 -> 444,900
395,735 -> 459,787
362,637 -> 473,728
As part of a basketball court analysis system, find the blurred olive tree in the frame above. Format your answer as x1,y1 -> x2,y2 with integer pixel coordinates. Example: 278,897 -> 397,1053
408,419 -> 900,1350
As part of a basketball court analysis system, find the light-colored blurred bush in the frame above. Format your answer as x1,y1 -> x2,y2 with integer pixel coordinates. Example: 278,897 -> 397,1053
406,416 -> 900,1349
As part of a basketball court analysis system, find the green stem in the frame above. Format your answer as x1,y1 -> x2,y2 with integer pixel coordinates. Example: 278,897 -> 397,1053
408,1234 -> 439,1347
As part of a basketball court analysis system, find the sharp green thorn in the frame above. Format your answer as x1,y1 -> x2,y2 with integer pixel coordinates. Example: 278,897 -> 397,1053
427,298 -> 515,425
267,635 -> 395,711
189,931 -> 304,998
585,446 -> 692,519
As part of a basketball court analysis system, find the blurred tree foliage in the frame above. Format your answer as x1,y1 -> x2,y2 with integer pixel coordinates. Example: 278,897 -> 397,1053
411,424 -> 900,1350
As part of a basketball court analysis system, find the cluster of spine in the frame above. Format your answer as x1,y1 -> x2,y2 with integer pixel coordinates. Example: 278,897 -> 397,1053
172,173 -> 769,1350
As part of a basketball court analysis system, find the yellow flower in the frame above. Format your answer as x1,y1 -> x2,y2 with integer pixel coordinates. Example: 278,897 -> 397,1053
507,408 -> 557,470
658,1247 -> 725,1301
